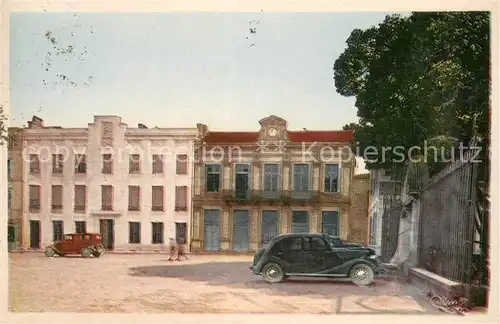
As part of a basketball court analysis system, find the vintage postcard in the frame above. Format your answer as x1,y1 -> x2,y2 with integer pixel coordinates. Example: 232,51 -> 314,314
1,1 -> 497,323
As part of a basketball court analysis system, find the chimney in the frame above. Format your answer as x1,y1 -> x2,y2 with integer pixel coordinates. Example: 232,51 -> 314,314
138,123 -> 148,129
27,115 -> 44,128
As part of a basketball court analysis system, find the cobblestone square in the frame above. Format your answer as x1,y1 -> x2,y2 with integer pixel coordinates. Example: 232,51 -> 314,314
9,253 -> 442,314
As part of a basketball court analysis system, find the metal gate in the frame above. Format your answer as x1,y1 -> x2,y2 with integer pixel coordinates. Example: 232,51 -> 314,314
262,210 -> 280,244
204,209 -> 221,251
380,205 -> 402,262
292,211 -> 309,233
233,210 -> 250,252
29,220 -> 41,249
99,219 -> 115,250
322,211 -> 339,236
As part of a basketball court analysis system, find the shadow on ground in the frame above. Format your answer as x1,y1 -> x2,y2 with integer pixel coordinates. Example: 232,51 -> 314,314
128,260 -> 441,314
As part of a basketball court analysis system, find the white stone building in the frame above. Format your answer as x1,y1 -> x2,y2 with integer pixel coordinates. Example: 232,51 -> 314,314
22,115 -> 197,251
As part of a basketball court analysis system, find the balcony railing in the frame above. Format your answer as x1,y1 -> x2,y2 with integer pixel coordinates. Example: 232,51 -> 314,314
152,206 -> 164,212
101,204 -> 113,211
29,200 -> 40,212
74,205 -> 86,212
221,190 -> 320,204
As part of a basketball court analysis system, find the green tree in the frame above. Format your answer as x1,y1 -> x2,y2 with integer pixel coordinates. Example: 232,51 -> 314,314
334,12 -> 490,171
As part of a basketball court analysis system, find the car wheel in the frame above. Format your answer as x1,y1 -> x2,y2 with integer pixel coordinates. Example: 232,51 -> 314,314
81,247 -> 92,258
262,262 -> 284,283
349,263 -> 375,286
44,247 -> 56,257
95,244 -> 105,254
92,252 -> 102,258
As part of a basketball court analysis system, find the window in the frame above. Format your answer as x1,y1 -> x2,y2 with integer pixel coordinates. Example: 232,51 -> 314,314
102,154 -> 113,174
293,164 -> 311,191
235,164 -> 251,197
51,185 -> 63,212
8,187 -> 13,210
30,154 -> 40,173
175,222 -> 187,244
52,220 -> 64,241
152,222 -> 164,244
176,154 -> 188,175
52,154 -> 64,174
152,154 -> 163,174
75,221 -> 86,234
8,159 -> 13,178
206,164 -> 221,192
64,234 -> 73,241
152,186 -> 164,211
74,185 -> 86,212
101,185 -> 113,211
281,237 -> 303,251
75,154 -> 87,174
29,185 -> 41,212
263,164 -> 281,191
322,211 -> 339,236
129,154 -> 141,174
129,222 -> 141,244
305,236 -> 327,250
128,186 -> 141,211
324,164 -> 340,193
175,186 -> 188,211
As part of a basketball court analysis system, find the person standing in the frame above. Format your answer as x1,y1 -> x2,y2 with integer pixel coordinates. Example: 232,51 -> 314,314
167,238 -> 177,261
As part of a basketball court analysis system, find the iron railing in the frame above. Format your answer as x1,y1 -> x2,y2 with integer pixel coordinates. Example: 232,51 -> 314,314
417,145 -> 479,284
220,189 -> 320,204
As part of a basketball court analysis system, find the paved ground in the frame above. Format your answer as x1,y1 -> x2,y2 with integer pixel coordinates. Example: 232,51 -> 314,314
9,253 -> 443,314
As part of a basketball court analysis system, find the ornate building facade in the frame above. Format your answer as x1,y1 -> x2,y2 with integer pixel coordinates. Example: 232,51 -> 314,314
190,115 -> 368,252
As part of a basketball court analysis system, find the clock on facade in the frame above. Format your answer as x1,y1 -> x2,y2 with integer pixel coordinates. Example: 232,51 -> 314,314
267,127 -> 278,137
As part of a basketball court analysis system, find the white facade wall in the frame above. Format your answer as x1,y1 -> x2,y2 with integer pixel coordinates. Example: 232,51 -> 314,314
22,116 -> 197,250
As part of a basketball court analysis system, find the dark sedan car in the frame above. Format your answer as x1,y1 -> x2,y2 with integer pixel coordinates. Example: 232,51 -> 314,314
250,233 -> 383,285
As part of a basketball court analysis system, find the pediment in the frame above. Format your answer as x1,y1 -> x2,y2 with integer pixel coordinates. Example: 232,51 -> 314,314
258,115 -> 288,127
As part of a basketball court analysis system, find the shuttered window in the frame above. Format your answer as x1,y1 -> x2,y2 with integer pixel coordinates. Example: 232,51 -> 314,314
175,186 -> 188,211
29,185 -> 41,212
152,186 -> 164,211
74,185 -> 86,212
101,185 -> 113,211
51,185 -> 63,212
128,186 -> 141,211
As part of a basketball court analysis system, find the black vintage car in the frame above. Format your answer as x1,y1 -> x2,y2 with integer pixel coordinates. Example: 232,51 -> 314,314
250,233 -> 384,285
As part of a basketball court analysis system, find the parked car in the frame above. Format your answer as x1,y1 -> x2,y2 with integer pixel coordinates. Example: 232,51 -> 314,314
250,233 -> 384,285
44,233 -> 105,258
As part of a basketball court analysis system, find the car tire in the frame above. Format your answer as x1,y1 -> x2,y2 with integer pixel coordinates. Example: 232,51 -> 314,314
81,247 -> 92,258
44,247 -> 56,257
349,263 -> 375,286
262,262 -> 284,283
93,252 -> 102,258
95,244 -> 105,254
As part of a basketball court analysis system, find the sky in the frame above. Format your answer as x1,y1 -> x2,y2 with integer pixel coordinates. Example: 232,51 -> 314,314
10,12 -> 398,131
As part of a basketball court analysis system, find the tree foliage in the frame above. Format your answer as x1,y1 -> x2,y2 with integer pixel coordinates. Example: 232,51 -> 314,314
335,12 -> 490,170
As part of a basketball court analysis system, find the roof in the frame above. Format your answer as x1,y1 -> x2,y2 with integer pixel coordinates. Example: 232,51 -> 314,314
204,130 -> 354,144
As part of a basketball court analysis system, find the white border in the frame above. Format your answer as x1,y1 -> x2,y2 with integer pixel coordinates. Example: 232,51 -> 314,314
1,1 -> 499,324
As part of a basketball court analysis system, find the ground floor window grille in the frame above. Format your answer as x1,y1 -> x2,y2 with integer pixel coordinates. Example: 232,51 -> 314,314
152,222 -> 164,244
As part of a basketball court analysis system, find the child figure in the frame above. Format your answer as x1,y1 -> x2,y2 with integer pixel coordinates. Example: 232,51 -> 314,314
176,241 -> 188,261
167,238 -> 177,261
